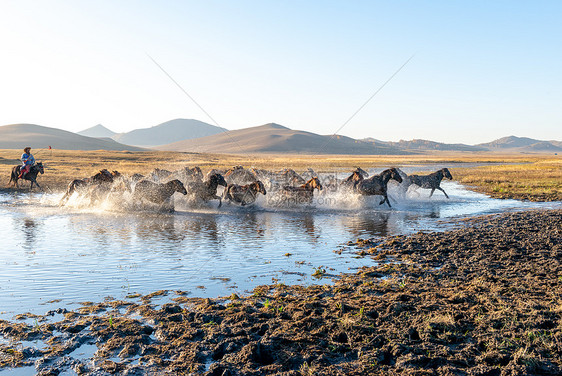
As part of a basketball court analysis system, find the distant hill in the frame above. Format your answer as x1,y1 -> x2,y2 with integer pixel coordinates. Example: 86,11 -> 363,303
157,123 -> 408,155
0,124 -> 144,151
477,136 -> 562,152
362,135 -> 561,153
78,124 -> 117,138
388,139 -> 487,152
111,119 -> 226,147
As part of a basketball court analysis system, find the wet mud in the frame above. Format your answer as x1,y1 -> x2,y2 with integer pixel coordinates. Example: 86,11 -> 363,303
1,209 -> 561,375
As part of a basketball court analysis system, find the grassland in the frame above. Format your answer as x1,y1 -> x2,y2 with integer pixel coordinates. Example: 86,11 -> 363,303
453,158 -> 562,201
0,149 -> 560,201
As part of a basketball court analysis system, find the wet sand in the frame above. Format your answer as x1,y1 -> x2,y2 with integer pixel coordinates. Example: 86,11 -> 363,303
1,209 -> 560,375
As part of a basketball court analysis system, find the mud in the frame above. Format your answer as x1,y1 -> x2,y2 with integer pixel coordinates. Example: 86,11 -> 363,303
1,209 -> 561,375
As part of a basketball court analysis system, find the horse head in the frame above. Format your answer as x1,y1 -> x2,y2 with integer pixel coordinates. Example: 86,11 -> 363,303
442,168 -> 453,180
35,161 -> 45,174
209,173 -> 227,187
354,167 -> 369,178
389,168 -> 403,183
225,166 -> 244,177
190,166 -> 204,180
308,177 -> 323,191
169,179 -> 187,195
345,171 -> 364,183
92,169 -> 114,183
252,181 -> 267,195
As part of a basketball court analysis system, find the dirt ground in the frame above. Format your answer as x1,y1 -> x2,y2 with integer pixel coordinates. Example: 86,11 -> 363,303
1,209 -> 560,375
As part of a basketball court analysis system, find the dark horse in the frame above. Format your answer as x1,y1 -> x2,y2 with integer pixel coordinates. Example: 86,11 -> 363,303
133,179 -> 188,211
9,162 -> 45,190
186,173 -> 228,208
408,168 -> 453,198
353,168 -> 403,207
59,169 -> 117,205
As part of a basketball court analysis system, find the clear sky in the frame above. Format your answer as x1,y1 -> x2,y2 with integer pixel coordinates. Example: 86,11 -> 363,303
0,1 -> 560,144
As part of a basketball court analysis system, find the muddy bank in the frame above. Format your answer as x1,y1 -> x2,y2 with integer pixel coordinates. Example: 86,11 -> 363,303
1,209 -> 561,375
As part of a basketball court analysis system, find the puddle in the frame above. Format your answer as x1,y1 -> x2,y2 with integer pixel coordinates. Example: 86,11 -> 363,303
0,366 -> 36,376
58,369 -> 79,376
16,339 -> 48,351
68,342 -> 98,360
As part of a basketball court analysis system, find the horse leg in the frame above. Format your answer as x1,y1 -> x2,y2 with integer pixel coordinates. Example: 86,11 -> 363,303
380,194 -> 392,208
216,195 -> 222,208
429,188 -> 435,197
437,187 -> 449,199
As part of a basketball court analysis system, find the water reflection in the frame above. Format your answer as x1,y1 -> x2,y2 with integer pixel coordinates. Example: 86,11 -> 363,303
16,217 -> 40,253
136,214 -> 184,244
181,214 -> 223,248
344,212 -> 391,238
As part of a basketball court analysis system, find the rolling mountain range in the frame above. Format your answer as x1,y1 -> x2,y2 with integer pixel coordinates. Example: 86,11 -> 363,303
1,121 -> 560,155
0,124 -> 144,151
363,138 -> 488,152
477,136 -> 562,152
110,119 -> 226,147
157,123 -> 408,155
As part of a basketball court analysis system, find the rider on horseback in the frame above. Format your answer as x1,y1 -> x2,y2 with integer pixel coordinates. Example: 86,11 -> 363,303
19,147 -> 35,178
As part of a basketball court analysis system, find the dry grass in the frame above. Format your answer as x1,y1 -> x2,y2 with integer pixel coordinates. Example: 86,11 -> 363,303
0,149 -> 560,201
453,158 -> 562,201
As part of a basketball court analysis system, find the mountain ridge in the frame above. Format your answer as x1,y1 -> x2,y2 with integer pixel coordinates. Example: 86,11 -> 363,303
111,118 -> 226,147
156,123 -> 409,155
78,124 -> 117,138
0,124 -> 144,151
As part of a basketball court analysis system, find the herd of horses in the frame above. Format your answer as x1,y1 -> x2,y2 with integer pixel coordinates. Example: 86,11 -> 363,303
44,165 -> 453,211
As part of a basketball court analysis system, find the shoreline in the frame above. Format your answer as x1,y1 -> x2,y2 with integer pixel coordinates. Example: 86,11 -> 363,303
1,208 -> 560,375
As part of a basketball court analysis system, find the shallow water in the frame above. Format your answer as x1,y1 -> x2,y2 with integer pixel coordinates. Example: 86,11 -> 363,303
0,173 -> 559,320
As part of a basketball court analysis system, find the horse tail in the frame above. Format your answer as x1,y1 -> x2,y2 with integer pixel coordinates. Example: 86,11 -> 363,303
8,167 -> 18,187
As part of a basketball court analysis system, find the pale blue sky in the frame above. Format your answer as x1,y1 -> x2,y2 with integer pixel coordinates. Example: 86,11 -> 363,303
0,1 -> 560,143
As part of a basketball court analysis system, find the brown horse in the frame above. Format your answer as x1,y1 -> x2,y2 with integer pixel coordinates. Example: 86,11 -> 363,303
341,167 -> 369,188
354,168 -> 403,207
133,179 -> 187,211
186,173 -> 228,208
223,181 -> 267,206
9,162 -> 44,191
408,168 -> 453,198
281,177 -> 323,204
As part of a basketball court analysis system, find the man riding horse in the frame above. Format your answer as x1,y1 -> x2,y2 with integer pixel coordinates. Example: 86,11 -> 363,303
9,147 -> 44,190
19,146 -> 35,178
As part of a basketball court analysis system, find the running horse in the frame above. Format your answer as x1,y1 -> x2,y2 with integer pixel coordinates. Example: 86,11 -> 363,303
9,162 -> 45,191
281,177 -> 323,204
59,169 -> 117,205
407,168 -> 453,198
223,180 -> 267,206
133,179 -> 188,211
341,167 -> 369,189
185,173 -> 228,208
353,168 -> 403,207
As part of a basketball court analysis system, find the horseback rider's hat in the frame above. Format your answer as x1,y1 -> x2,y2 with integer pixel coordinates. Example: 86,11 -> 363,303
24,147 -> 31,153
